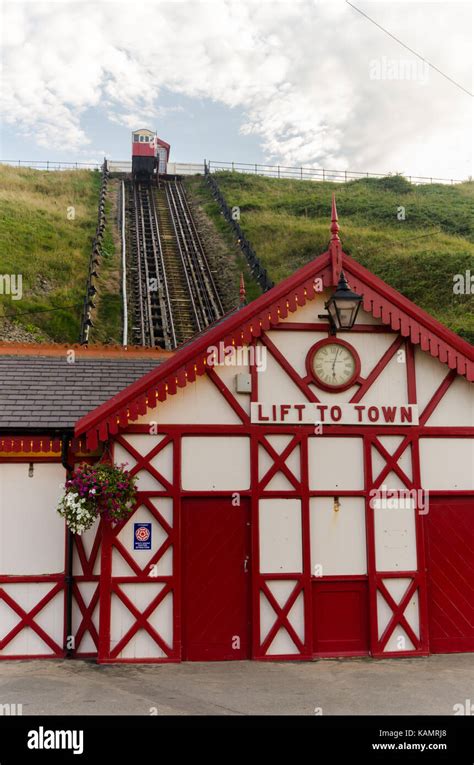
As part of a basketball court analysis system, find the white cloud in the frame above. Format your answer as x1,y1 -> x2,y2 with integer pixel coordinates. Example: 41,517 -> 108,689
108,105 -> 184,131
1,0 -> 472,176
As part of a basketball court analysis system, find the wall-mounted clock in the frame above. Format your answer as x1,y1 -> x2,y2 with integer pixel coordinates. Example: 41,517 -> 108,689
306,338 -> 361,392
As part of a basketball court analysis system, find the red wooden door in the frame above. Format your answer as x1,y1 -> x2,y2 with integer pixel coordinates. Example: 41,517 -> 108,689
181,498 -> 251,661
426,498 -> 474,653
312,580 -> 370,656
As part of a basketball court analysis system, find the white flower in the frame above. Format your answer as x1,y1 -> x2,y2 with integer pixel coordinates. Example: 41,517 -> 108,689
57,488 -> 97,534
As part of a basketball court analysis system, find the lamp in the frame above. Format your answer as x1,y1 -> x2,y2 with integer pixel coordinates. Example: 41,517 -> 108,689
322,271 -> 363,333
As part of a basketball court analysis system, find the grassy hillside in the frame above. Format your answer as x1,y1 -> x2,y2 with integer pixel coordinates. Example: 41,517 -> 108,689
186,173 -> 474,343
2,166 -> 472,346
0,165 -> 101,343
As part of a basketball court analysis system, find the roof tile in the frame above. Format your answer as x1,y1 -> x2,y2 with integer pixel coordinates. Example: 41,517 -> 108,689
0,356 -> 163,430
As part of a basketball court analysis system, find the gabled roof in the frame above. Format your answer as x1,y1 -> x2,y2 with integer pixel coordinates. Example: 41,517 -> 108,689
155,137 -> 171,152
76,197 -> 474,449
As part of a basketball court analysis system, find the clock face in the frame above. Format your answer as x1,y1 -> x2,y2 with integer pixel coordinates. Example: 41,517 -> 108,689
308,340 -> 359,390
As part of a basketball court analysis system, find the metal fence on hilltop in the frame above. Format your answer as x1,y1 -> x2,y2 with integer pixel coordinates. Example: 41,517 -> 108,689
1,158 -> 469,185
0,159 -> 102,171
206,160 -> 468,186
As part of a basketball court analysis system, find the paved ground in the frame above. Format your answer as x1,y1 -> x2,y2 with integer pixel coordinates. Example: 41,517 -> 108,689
0,655 -> 472,716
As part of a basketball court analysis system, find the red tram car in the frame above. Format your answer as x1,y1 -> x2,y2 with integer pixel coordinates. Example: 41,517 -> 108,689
131,128 -> 170,183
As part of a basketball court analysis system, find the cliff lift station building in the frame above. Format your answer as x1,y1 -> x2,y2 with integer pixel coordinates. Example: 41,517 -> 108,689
0,202 -> 473,663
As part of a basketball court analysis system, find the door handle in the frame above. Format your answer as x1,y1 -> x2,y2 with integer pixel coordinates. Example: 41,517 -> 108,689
244,555 -> 250,573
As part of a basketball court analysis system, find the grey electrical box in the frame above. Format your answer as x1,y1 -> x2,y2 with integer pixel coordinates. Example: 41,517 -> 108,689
235,373 -> 252,393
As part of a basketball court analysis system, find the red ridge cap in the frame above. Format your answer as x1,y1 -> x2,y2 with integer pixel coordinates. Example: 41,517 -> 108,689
0,342 -> 173,359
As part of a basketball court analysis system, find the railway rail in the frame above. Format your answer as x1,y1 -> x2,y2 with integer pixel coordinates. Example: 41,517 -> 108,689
126,178 -> 223,349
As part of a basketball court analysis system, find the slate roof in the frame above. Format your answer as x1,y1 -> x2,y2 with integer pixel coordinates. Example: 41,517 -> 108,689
0,355 -> 165,429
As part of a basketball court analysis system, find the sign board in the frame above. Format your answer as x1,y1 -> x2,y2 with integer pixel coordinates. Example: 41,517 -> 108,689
251,402 -> 419,426
133,522 -> 152,550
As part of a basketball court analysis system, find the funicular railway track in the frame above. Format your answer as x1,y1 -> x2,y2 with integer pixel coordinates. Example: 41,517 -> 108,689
127,178 -> 223,349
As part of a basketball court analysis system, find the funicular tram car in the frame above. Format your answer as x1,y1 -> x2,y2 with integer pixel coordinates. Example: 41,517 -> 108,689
131,129 -> 170,183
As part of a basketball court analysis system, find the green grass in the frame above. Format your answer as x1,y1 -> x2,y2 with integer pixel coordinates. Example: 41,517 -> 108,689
0,165 -> 102,342
187,173 -> 474,343
185,176 -> 261,303
2,166 -> 472,346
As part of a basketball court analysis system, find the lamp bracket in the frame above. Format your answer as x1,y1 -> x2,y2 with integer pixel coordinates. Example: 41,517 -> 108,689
318,313 -> 337,335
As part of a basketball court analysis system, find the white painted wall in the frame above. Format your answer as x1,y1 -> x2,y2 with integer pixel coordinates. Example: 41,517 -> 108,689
259,499 -> 302,573
109,497 -> 174,659
71,581 -> 99,654
110,583 -> 173,659
258,350 -> 310,406
213,361 -> 251,416
265,330 -> 395,390
133,373 -> 241,425
310,497 -> 367,576
0,463 -> 65,575
0,462 -> 66,656
112,498 -> 174,577
115,436 -> 174,491
373,504 -> 417,571
72,518 -> 101,576
181,436 -> 250,490
279,292 -> 329,323
260,585 -> 304,655
358,354 -> 408,406
258,434 -> 300,490
424,376 -> 474,427
420,439 -> 474,490
377,580 -> 419,652
371,436 -> 412,490
415,348 -> 452,414
0,582 -> 64,656
308,437 -> 364,490
264,330 -> 327,378
377,579 -> 420,653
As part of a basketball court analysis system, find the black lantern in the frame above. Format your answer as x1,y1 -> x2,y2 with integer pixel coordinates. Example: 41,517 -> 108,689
324,271 -> 363,332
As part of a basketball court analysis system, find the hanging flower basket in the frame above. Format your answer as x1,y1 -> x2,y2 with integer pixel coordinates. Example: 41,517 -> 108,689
57,462 -> 138,534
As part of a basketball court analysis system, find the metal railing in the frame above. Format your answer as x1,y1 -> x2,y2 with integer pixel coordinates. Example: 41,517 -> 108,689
119,180 -> 128,347
79,159 -> 109,344
204,162 -> 274,293
206,160 -> 467,186
108,161 -> 205,175
0,159 -> 102,171
3,157 -> 468,185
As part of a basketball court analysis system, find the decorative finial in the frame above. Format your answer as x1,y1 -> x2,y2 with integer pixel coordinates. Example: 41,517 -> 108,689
330,192 -> 340,241
239,273 -> 246,306
329,193 -> 343,285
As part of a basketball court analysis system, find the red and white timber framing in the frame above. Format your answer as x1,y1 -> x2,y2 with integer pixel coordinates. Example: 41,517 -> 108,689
0,455 -> 67,659
1,197 -> 473,661
0,440 -> 95,660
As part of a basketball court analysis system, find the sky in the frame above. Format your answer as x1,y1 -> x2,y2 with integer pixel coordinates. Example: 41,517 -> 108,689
1,0 -> 473,179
